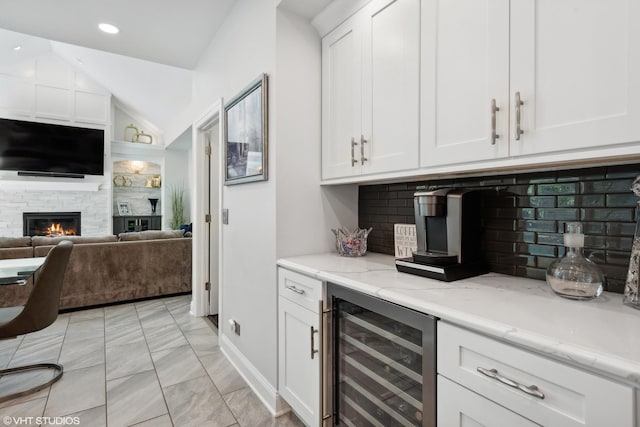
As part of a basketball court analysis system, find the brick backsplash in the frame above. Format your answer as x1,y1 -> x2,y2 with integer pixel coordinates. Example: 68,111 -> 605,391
358,163 -> 640,293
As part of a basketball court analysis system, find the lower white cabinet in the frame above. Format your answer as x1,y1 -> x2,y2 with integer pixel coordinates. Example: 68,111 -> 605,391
278,267 -> 322,427
437,322 -> 634,427
438,375 -> 538,427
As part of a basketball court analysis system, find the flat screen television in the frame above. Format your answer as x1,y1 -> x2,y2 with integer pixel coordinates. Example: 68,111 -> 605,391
0,118 -> 105,177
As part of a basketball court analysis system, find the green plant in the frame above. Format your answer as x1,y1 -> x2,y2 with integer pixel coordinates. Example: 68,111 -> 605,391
169,184 -> 186,230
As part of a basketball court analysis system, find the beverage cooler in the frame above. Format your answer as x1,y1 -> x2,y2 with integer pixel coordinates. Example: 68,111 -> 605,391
324,284 -> 436,427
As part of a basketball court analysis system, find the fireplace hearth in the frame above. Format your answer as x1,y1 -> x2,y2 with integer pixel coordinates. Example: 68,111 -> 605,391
23,212 -> 81,236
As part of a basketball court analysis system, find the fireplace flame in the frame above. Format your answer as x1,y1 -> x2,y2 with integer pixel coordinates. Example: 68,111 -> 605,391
47,223 -> 75,236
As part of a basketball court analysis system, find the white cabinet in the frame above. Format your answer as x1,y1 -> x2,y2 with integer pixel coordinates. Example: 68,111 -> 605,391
438,376 -> 538,427
421,0 -> 640,168
322,0 -> 420,180
509,0 -> 640,156
437,322 -> 634,427
278,268 -> 322,427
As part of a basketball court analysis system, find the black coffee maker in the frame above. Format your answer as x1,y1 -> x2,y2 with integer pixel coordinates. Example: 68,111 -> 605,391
395,188 -> 488,281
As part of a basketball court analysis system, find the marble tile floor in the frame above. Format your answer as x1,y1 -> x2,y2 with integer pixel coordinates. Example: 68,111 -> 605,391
0,295 -> 303,427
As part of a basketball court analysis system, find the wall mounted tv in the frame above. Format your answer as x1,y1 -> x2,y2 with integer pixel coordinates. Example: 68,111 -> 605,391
0,118 -> 104,178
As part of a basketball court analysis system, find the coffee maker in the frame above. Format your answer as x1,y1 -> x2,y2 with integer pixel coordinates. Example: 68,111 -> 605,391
395,188 -> 488,281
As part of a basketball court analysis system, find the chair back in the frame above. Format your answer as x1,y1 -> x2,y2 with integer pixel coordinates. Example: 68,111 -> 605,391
0,240 -> 73,337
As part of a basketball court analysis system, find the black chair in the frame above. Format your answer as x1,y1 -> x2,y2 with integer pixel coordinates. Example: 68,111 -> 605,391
0,240 -> 73,403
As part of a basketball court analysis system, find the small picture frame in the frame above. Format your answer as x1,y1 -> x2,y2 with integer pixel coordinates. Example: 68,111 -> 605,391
117,201 -> 131,216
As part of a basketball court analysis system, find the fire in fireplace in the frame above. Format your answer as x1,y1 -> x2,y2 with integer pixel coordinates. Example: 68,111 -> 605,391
23,212 -> 81,236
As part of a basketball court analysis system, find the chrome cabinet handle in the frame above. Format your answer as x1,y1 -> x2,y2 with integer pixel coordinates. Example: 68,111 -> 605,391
477,367 -> 545,399
285,284 -> 305,295
360,135 -> 368,164
515,91 -> 524,141
310,326 -> 319,359
351,137 -> 358,166
491,99 -> 500,145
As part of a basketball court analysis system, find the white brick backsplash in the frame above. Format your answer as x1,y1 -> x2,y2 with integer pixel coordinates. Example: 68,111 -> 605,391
0,188 -> 111,237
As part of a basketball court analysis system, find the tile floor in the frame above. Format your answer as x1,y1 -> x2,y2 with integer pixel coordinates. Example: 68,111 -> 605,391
0,295 -> 303,427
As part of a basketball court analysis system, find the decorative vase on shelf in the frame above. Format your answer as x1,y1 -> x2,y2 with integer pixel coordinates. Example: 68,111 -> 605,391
623,176 -> 640,310
148,198 -> 159,215
546,222 -> 604,300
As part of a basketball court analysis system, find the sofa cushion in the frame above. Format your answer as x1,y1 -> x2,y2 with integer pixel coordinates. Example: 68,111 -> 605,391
0,237 -> 31,248
118,230 -> 185,241
31,235 -> 117,247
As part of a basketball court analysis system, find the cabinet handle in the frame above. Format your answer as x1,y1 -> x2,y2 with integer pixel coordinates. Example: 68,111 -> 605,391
351,137 -> 358,167
515,91 -> 524,141
310,326 -> 319,359
285,284 -> 305,295
491,99 -> 500,145
477,367 -> 545,399
360,135 -> 368,164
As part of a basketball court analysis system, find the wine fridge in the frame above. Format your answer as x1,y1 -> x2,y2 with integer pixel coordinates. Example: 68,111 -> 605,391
324,284 -> 436,427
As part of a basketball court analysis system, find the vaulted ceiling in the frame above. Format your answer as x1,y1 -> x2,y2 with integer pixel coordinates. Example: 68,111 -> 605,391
0,0 -> 236,140
0,0 -> 334,142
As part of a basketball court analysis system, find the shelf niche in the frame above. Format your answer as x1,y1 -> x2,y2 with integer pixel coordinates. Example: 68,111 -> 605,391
113,160 -> 161,216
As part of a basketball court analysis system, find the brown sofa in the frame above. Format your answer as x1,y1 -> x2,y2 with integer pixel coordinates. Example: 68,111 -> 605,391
0,231 -> 191,310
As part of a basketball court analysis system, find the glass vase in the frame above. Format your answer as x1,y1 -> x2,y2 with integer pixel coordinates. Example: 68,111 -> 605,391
623,201 -> 640,309
546,222 -> 604,300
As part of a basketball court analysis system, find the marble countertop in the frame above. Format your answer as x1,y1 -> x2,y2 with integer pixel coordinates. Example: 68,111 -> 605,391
277,252 -> 640,387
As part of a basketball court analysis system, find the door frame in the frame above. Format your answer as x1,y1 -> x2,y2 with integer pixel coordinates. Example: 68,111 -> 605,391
191,99 -> 223,317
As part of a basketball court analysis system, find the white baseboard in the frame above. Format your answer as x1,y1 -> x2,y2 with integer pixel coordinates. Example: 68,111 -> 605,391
220,334 -> 291,417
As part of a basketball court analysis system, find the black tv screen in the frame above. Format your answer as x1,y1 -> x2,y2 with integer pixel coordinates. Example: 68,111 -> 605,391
0,118 -> 105,176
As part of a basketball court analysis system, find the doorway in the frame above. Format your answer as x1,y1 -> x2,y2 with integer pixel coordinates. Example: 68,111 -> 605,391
191,100 -> 222,318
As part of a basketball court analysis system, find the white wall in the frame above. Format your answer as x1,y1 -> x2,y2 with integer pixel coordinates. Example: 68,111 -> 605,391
161,0 -> 359,414
187,0 -> 279,408
0,51 -> 112,236
275,8 -> 358,259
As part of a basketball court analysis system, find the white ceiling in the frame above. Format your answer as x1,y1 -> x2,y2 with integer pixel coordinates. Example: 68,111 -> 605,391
0,0 -> 236,69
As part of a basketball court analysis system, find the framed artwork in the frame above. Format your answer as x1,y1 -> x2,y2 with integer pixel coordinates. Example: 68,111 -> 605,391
117,201 -> 131,216
224,74 -> 268,185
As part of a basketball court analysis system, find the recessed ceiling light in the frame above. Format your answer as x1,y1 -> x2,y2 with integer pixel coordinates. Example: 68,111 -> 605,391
13,45 -> 21,51
98,23 -> 119,34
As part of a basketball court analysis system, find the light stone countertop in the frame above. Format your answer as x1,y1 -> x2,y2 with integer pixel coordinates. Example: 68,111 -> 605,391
277,252 -> 640,387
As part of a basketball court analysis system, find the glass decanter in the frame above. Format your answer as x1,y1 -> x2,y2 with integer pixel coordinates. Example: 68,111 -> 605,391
623,176 -> 640,309
546,222 -> 604,300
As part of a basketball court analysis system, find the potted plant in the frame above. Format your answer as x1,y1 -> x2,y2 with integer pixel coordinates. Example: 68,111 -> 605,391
169,184 -> 186,230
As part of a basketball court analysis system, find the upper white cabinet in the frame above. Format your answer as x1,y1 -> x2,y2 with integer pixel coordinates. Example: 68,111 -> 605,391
509,0 -> 640,156
322,0 -> 420,180
421,0 -> 510,166
421,0 -> 640,168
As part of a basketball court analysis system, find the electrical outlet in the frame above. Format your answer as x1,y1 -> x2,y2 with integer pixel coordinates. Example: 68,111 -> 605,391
228,319 -> 241,336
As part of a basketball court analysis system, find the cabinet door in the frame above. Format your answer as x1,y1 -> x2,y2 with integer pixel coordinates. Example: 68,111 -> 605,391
438,376 -> 539,427
112,217 -> 124,235
278,297 -> 320,427
322,14 -> 363,180
150,216 -> 162,230
421,0 -> 510,167
360,0 -> 420,175
510,0 -> 640,155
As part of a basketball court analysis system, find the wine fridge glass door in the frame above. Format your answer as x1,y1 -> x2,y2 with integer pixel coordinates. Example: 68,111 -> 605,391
328,284 -> 436,427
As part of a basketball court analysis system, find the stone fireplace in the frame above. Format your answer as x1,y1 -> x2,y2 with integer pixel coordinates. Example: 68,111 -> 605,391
23,212 -> 81,236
